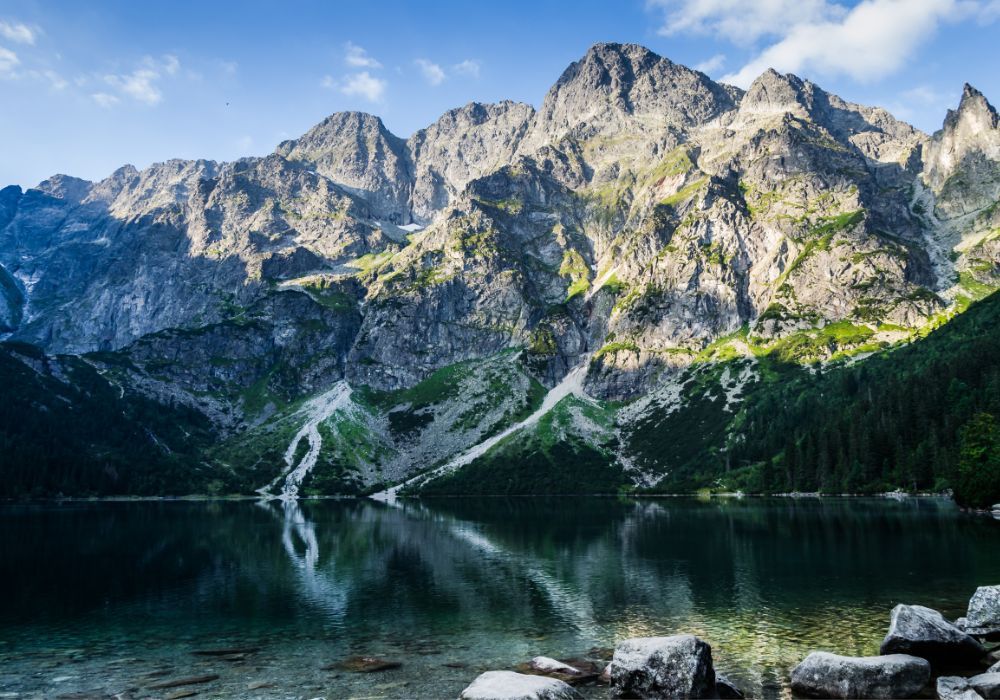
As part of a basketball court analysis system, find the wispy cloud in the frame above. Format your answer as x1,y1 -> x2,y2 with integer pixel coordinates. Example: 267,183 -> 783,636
26,68 -> 67,90
100,55 -> 182,106
162,54 -> 180,76
452,59 -> 481,78
415,58 -> 445,86
0,20 -> 37,45
344,41 -> 381,69
106,68 -> 162,104
693,53 -> 726,74
721,0 -> 965,87
650,0 -> 841,45
652,0 -> 999,89
325,70 -> 387,102
0,46 -> 19,77
91,91 -> 120,108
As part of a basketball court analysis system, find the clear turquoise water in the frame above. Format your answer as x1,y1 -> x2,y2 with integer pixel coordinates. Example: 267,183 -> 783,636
1,497 -> 998,699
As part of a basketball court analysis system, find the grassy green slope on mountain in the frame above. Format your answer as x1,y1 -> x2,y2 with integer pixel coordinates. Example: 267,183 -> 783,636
0,342 -> 221,498
627,291 -> 1000,506
416,395 -> 625,495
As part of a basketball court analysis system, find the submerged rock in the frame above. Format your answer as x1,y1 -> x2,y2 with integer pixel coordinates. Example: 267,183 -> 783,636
715,673 -> 745,699
964,586 -> 1000,638
527,657 -> 580,675
790,651 -> 930,699
516,656 -> 600,685
146,674 -> 220,690
937,676 -> 985,700
969,673 -> 1000,698
880,604 -> 986,666
609,635 -> 715,699
326,655 -> 402,673
459,671 -> 582,700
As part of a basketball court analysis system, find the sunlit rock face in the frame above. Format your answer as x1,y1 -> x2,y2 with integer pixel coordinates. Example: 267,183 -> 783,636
1,42 -> 997,410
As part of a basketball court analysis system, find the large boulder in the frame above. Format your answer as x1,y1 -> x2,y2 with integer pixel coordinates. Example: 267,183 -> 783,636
789,651 -> 930,699
880,604 -> 986,666
609,635 -> 715,699
459,671 -> 581,700
964,586 -> 1000,638
937,676 -> 985,700
969,673 -> 1000,699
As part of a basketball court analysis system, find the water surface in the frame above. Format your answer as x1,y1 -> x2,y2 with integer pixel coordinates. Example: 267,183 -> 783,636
1,497 -> 998,698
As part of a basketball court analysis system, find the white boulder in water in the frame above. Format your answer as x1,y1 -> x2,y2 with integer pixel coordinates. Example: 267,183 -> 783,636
459,671 -> 581,700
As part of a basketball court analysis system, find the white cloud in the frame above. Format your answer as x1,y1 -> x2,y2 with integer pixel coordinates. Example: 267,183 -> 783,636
25,68 -> 67,90
452,59 -> 481,78
0,20 -> 37,45
105,68 -> 162,105
649,0 -> 842,44
337,71 -> 386,102
978,0 -> 1000,21
344,41 -> 381,68
721,0 -> 968,88
693,53 -> 726,74
902,84 -> 949,105
91,92 -> 120,108
415,58 -> 445,86
162,54 -> 180,75
99,55 -> 182,106
0,46 -> 18,76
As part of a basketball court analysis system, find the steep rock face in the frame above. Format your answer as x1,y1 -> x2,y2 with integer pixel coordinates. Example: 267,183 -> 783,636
275,112 -> 412,224
117,287 -> 363,427
530,43 -> 739,146
347,160 -> 592,390
408,101 -> 535,223
0,154 -> 393,352
919,84 -> 1000,289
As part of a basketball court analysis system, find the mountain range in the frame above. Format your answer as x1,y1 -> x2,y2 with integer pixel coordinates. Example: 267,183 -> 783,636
1,43 -> 998,503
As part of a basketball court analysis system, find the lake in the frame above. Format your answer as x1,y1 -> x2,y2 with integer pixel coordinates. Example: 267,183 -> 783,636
1,497 -> 998,698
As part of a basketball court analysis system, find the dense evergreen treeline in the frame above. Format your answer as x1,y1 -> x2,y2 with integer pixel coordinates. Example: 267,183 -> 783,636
0,343 -> 218,498
715,293 -> 1000,507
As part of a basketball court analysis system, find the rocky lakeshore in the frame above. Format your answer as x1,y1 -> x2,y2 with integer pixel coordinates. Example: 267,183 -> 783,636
457,585 -> 1000,699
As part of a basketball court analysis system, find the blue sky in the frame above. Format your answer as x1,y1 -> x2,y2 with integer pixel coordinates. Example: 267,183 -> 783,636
2,0 -> 998,188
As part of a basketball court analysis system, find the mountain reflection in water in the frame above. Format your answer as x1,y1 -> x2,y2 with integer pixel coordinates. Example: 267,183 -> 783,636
1,496 -> 997,698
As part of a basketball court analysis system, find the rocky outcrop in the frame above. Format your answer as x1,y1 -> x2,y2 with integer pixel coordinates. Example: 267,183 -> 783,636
963,586 -> 1000,638
609,635 -> 716,699
789,651 -> 930,699
880,604 -> 986,667
969,673 -> 1000,699
715,674 -> 745,699
938,676 -> 986,700
459,671 -> 581,700
275,112 -> 412,224
408,101 -> 535,223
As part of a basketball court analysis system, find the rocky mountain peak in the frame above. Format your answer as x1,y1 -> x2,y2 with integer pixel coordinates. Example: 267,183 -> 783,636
33,174 -> 93,203
739,69 -> 814,117
276,110 -> 412,223
949,83 -> 999,132
531,42 -> 739,147
922,83 -> 1000,194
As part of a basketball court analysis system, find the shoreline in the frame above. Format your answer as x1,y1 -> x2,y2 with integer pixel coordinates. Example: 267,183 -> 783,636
0,491 -> 969,504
